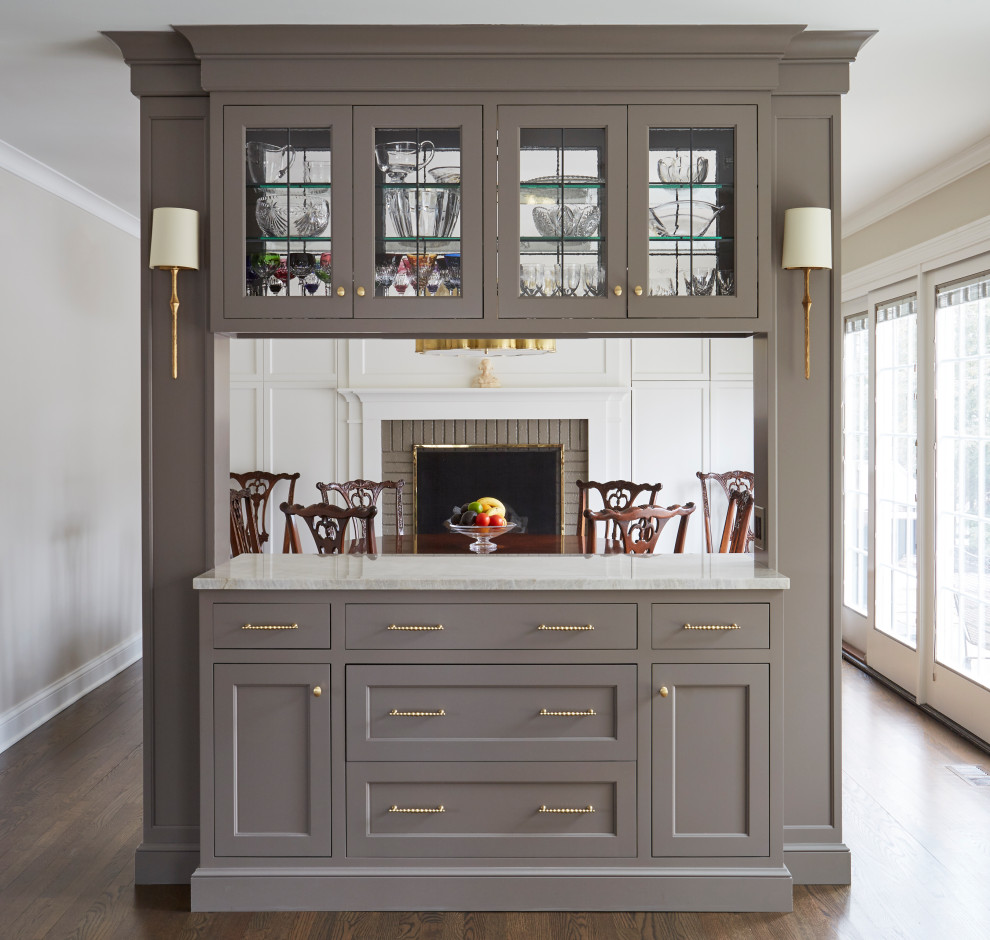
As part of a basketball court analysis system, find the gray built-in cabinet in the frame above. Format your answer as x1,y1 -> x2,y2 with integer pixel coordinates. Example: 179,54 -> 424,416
105,22 -> 876,912
198,586 -> 787,910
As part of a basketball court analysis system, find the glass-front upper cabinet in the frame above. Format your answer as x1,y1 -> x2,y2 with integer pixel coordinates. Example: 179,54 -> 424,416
628,105 -> 757,318
221,106 -> 353,321
497,107 -> 627,319
353,107 -> 482,320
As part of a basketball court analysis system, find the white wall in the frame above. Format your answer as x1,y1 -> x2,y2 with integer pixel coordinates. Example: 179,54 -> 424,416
0,165 -> 141,752
231,336 -> 753,553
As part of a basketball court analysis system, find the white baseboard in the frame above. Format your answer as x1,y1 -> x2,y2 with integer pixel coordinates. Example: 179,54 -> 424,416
0,633 -> 142,754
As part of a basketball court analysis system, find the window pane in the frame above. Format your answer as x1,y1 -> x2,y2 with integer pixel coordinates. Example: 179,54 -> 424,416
935,272 -> 990,688
875,297 -> 918,647
843,314 -> 869,614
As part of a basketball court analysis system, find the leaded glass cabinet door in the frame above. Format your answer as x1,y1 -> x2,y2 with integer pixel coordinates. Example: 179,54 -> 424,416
222,105 -> 353,321
497,106 -> 627,319
628,105 -> 757,319
353,107 -> 482,319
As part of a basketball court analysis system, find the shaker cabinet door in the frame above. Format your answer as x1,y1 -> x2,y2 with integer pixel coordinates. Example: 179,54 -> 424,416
214,663 -> 332,856
219,105 -> 354,326
627,104 -> 758,319
352,105 -> 483,320
497,105 -> 628,319
651,663 -> 770,857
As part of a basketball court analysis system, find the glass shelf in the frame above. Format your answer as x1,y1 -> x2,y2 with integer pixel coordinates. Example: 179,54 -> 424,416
648,182 -> 731,191
378,182 -> 461,190
648,235 -> 731,243
248,183 -> 333,191
247,237 -> 333,245
520,236 -> 603,244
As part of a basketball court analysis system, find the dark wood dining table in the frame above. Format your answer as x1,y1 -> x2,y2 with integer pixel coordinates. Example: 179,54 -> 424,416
358,533 -> 606,555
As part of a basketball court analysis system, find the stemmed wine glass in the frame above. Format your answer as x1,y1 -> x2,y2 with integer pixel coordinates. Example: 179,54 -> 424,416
520,263 -> 540,297
375,256 -> 398,296
269,259 -> 289,295
250,252 -> 280,296
443,256 -> 461,296
317,252 -> 333,294
425,257 -> 445,297
583,262 -> 604,298
562,262 -> 582,297
393,255 -> 415,295
288,252 -> 316,296
542,263 -> 561,297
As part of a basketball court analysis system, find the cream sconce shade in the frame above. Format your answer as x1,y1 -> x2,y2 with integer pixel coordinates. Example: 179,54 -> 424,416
149,207 -> 200,379
781,207 -> 832,380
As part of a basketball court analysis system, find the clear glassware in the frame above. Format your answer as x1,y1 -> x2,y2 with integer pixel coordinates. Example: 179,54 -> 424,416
288,252 -> 315,295
684,269 -> 716,296
303,273 -> 321,295
583,262 -> 604,298
442,255 -> 461,296
656,153 -> 709,183
246,141 -> 294,183
375,256 -> 398,296
374,140 -> 435,181
268,275 -> 284,295
250,252 -> 280,296
543,263 -> 562,297
563,262 -> 582,297
716,269 -> 735,296
426,257 -> 446,296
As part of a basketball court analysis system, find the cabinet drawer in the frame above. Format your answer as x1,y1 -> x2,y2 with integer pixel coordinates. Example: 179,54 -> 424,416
346,761 -> 636,858
345,603 -> 636,650
347,664 -> 635,761
651,603 -> 769,650
212,603 -> 331,649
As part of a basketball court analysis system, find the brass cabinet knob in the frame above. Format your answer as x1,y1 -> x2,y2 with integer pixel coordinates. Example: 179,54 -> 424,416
336,286 -> 346,297
658,686 -> 669,698
633,285 -> 644,296
613,285 -> 623,297
312,686 -> 322,697
356,286 -> 366,297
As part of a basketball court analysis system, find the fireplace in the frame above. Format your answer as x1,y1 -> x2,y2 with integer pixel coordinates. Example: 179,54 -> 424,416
414,444 -> 564,534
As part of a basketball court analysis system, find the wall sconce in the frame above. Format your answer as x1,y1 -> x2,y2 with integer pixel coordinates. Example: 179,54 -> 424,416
781,207 -> 832,380
148,207 -> 200,379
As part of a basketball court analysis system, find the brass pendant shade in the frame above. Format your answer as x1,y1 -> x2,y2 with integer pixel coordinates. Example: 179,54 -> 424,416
415,338 -> 556,356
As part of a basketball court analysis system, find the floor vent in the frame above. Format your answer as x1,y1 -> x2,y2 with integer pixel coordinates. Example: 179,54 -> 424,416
947,765 -> 990,787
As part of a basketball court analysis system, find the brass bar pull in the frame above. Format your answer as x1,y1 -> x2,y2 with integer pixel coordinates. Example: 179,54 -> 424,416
242,623 -> 299,631
389,804 -> 445,814
539,708 -> 596,717
388,708 -> 446,717
538,804 -> 595,814
537,624 -> 594,632
683,623 -> 740,631
387,624 -> 444,631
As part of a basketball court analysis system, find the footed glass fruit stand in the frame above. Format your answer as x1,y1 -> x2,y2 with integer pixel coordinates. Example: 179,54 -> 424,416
444,521 -> 518,552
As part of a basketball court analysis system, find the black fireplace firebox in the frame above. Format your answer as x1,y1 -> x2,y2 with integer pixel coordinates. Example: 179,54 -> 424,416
413,444 -> 564,534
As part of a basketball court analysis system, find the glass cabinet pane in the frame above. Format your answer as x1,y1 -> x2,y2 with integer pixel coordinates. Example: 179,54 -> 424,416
373,127 -> 462,300
245,127 -> 334,299
518,128 -> 606,300
647,126 -> 734,298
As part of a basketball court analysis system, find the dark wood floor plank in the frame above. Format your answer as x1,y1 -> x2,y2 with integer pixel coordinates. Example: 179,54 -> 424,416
2,660 -> 990,939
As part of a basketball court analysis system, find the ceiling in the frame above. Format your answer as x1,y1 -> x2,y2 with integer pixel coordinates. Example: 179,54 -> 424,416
2,1 -> 987,229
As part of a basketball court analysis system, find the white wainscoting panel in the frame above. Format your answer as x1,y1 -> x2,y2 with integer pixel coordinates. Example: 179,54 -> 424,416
230,338 -> 262,379
269,338 -> 337,381
632,383 -> 710,553
268,387 -> 338,552
230,386 -> 263,472
345,338 -> 626,388
711,337 -> 754,379
631,338 -> 708,380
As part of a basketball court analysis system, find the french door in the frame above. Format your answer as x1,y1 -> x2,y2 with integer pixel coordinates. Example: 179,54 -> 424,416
842,253 -> 990,741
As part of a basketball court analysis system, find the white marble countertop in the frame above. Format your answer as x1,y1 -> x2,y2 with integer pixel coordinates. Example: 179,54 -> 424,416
194,553 -> 789,591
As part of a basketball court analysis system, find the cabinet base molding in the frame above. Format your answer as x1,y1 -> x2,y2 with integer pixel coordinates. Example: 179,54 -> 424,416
135,843 -> 200,885
784,843 -> 851,885
190,867 -> 794,913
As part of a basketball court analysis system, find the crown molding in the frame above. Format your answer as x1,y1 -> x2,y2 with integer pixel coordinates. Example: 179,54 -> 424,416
0,138 -> 139,238
843,134 -> 990,236
841,214 -> 990,302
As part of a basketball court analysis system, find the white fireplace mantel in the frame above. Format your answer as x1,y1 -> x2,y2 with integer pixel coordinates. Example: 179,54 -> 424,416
337,387 -> 631,485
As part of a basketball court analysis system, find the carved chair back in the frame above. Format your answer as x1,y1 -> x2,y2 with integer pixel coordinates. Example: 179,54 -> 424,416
280,502 -> 378,556
230,470 -> 302,553
576,479 -> 664,540
696,470 -> 756,553
229,487 -> 262,557
581,502 -> 695,555
316,479 -> 405,548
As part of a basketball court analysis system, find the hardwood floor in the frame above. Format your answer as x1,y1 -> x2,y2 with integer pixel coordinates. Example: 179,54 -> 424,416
1,661 -> 988,939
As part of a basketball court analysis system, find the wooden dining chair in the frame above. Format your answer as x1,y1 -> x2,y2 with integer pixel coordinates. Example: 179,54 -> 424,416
279,502 -> 378,555
696,470 -> 756,553
575,479 -> 664,540
229,487 -> 262,557
581,502 -> 696,555
230,470 -> 302,552
316,479 -> 405,549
